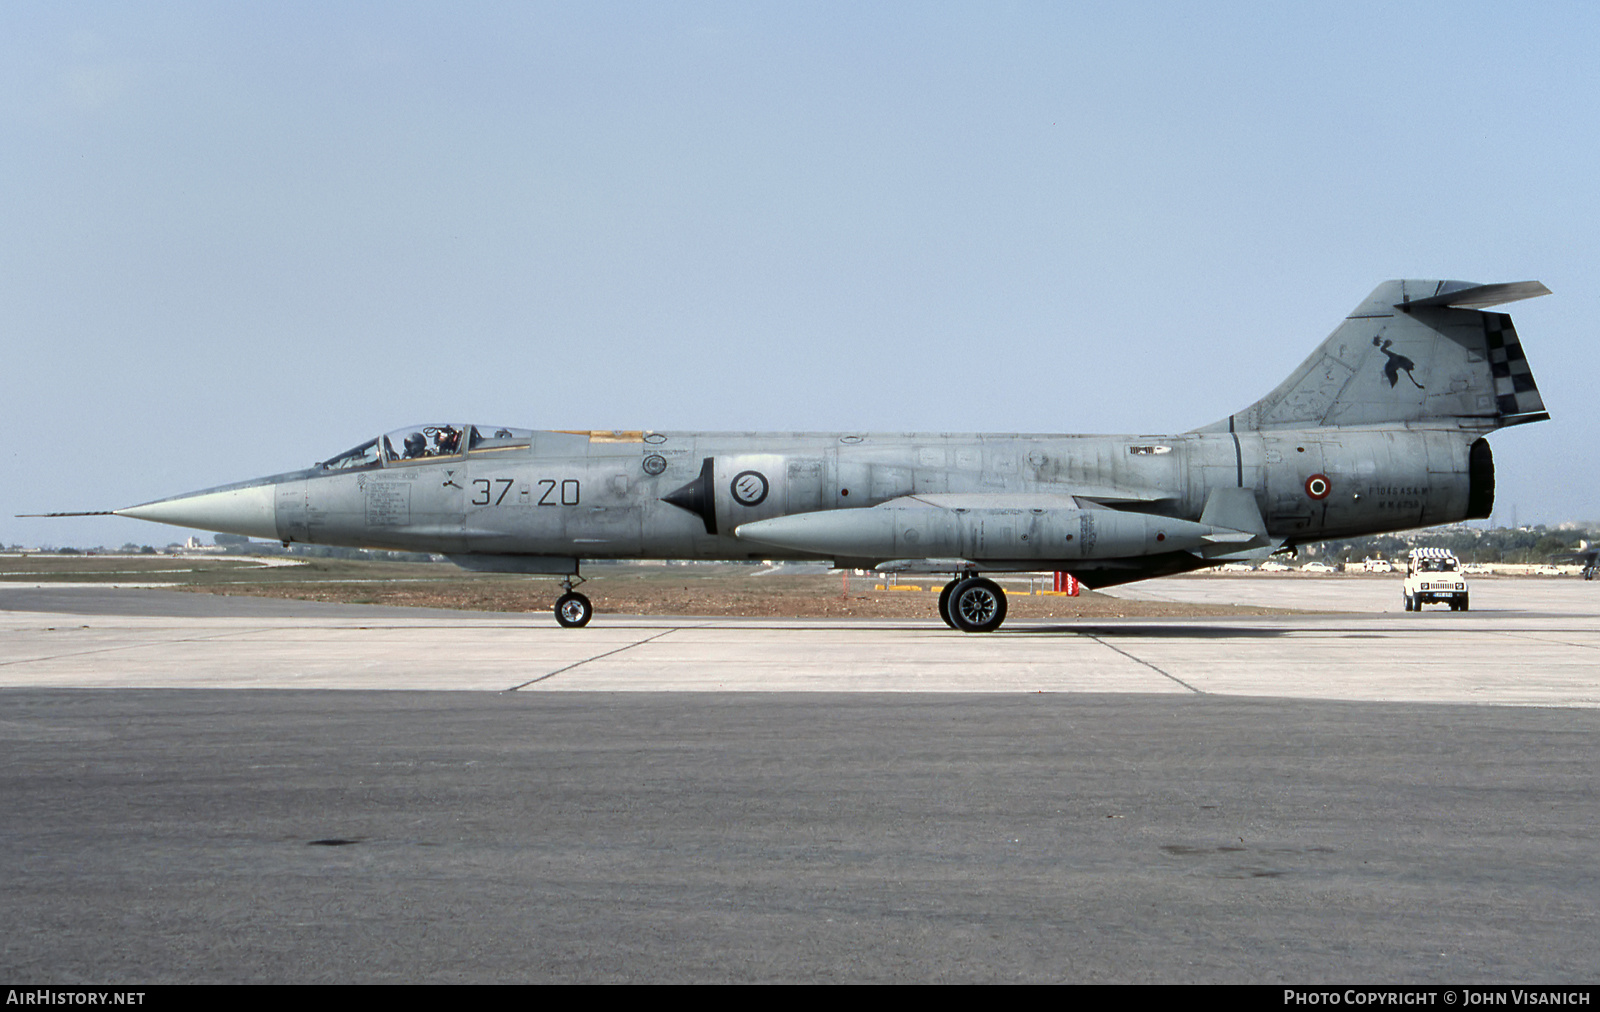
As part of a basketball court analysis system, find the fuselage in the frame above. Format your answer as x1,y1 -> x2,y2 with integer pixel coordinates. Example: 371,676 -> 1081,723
122,423 -> 1491,588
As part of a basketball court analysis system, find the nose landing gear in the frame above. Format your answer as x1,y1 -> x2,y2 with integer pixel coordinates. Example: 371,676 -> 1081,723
554,572 -> 593,628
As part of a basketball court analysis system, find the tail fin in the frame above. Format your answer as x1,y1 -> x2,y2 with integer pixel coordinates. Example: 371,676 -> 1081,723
1195,280 -> 1550,433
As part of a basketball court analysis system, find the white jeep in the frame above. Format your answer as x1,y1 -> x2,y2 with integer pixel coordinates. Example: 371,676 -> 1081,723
1403,548 -> 1469,611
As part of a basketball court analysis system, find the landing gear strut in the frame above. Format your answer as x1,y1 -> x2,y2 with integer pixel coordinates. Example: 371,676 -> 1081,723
938,573 -> 1008,633
554,572 -> 592,628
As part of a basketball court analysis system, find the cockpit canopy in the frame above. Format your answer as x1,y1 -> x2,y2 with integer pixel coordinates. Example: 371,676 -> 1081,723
319,425 -> 533,471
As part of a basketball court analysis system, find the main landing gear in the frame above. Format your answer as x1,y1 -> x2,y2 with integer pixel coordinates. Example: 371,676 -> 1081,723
554,572 -> 593,628
937,574 -> 1008,633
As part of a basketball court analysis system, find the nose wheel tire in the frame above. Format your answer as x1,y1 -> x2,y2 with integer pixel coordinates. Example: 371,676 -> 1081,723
555,591 -> 593,628
948,577 -> 1007,633
937,579 -> 960,629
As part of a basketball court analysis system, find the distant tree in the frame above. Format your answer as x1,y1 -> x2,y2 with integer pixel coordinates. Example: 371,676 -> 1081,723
1301,523 -> 1597,565
1534,535 -> 1575,558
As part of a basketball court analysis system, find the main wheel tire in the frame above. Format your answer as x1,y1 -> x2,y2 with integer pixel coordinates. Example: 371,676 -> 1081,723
937,579 -> 960,629
1404,593 -> 1414,612
949,578 -> 1007,633
555,591 -> 593,628
1460,597 -> 1469,612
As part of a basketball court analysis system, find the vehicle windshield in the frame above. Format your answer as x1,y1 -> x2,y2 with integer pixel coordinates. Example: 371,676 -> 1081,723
382,424 -> 466,462
320,438 -> 382,471
1420,559 -> 1458,572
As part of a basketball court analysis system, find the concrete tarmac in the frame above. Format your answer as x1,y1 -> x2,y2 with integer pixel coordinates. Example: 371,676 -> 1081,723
2,578 -> 1597,983
1,578 -> 1596,703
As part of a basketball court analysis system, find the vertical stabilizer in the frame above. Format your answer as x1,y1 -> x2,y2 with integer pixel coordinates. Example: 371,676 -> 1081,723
1194,280 -> 1550,433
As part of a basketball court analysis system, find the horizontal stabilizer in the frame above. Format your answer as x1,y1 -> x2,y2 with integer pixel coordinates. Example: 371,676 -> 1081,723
1398,281 -> 1550,310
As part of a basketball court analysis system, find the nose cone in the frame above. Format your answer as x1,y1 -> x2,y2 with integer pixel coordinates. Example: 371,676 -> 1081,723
115,483 -> 279,541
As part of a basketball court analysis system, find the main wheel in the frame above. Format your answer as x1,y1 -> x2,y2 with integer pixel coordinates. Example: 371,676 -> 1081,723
555,591 -> 593,628
937,579 -> 960,629
1403,593 -> 1414,612
949,577 -> 1007,633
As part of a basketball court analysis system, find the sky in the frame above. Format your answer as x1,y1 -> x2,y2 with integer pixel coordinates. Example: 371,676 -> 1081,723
4,1 -> 1598,549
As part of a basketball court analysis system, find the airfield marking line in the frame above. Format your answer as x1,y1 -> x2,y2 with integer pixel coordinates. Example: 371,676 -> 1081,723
1484,629 -> 1600,652
504,627 -> 689,691
1079,633 -> 1205,694
0,627 -> 290,669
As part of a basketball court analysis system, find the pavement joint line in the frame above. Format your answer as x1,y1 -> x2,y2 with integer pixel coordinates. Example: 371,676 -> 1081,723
1080,633 -> 1205,694
1487,629 -> 1600,652
504,627 -> 689,691
0,626 -> 288,669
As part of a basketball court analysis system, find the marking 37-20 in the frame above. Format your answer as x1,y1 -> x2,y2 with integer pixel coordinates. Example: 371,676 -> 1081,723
470,478 -> 580,506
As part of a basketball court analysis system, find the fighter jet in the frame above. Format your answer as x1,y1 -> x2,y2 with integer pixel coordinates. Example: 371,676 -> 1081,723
34,279 -> 1551,631
1553,544 -> 1600,580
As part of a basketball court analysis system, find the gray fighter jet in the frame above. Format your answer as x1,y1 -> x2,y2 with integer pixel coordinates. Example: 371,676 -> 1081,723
38,279 -> 1551,631
1553,544 -> 1599,580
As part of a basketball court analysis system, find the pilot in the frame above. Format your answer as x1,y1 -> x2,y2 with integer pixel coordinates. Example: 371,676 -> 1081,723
404,432 -> 427,459
436,427 -> 461,455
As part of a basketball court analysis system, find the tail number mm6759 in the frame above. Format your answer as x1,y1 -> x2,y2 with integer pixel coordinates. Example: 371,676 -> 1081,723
471,478 -> 580,506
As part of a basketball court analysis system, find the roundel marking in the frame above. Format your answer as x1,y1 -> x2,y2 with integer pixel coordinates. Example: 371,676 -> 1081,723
1305,473 -> 1331,500
641,454 -> 667,476
730,470 -> 769,507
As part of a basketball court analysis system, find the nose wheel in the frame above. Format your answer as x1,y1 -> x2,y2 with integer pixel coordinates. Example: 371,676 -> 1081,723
554,573 -> 593,628
555,592 -> 593,628
939,575 -> 1007,632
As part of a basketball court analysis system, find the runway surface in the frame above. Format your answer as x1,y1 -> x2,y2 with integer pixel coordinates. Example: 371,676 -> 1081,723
1,577 -> 1596,703
2,578 -> 1597,982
